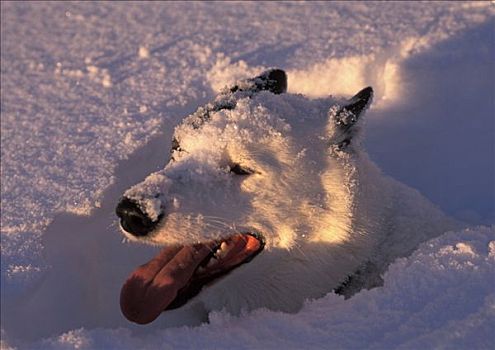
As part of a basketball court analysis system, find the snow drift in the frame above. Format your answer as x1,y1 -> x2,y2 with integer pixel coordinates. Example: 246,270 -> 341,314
1,2 -> 494,349
3,226 -> 494,350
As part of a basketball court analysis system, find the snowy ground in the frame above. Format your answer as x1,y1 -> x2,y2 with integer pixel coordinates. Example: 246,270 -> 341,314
1,2 -> 494,349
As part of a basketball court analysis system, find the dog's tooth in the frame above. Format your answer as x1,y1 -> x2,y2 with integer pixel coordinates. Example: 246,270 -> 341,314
220,242 -> 228,251
216,245 -> 230,259
206,259 -> 216,268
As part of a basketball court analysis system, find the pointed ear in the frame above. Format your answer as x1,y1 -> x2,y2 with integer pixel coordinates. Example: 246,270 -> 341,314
251,69 -> 287,94
183,69 -> 288,131
230,69 -> 287,95
331,86 -> 373,148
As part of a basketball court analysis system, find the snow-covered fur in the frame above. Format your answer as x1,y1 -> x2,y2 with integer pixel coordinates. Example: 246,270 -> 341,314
120,70 -> 458,318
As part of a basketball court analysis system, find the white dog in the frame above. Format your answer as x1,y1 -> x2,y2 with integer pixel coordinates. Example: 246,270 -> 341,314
116,69 -> 458,325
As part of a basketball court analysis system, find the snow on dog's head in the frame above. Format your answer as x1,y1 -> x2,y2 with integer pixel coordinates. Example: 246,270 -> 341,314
120,70 -> 372,249
116,69 -> 376,324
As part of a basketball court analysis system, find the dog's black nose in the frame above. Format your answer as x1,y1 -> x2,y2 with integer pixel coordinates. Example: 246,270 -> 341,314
116,197 -> 158,237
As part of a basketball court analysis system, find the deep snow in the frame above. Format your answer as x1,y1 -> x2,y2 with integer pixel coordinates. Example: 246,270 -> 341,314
1,1 -> 494,349
34,226 -> 495,350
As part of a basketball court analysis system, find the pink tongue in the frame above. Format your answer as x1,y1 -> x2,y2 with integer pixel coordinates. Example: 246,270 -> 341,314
120,243 -> 214,324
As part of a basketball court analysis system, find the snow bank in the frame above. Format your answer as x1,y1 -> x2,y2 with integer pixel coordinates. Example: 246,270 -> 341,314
4,226 -> 490,350
1,1 -> 494,348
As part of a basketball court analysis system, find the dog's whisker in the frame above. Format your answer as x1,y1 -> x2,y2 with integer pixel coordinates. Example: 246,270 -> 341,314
204,224 -> 234,234
202,215 -> 230,223
203,218 -> 232,226
203,217 -> 234,229
202,223 -> 231,233
203,220 -> 232,229
201,221 -> 224,229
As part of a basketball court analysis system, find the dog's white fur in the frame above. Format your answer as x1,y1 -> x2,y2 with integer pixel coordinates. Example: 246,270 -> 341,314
122,87 -> 458,318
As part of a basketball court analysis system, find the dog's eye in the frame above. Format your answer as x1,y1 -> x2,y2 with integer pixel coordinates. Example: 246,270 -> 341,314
230,164 -> 254,175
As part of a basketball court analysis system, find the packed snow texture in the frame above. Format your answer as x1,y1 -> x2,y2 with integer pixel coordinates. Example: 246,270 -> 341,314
1,1 -> 494,349
29,227 -> 495,350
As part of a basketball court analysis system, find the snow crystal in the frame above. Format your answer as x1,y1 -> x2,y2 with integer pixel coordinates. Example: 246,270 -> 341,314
53,329 -> 92,350
138,46 -> 150,59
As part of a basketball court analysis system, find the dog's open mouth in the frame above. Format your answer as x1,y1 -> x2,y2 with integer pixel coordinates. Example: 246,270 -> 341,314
120,233 -> 264,324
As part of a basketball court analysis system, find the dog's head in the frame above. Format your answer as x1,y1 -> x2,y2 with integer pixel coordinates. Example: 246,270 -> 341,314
116,69 -> 373,324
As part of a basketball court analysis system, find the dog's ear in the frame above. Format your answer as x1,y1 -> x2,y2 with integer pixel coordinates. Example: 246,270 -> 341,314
330,86 -> 373,148
182,69 -> 288,132
251,69 -> 287,94
230,69 -> 287,95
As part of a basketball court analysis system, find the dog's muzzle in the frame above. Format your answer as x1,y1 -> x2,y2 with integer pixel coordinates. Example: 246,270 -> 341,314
115,196 -> 266,325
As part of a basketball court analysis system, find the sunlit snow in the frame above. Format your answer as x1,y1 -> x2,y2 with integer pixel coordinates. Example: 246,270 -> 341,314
1,2 -> 493,349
